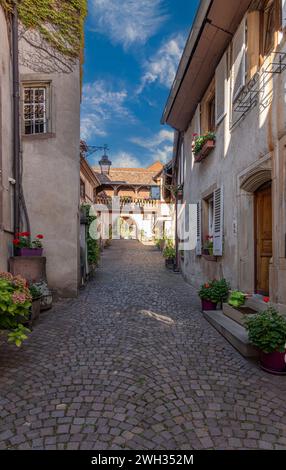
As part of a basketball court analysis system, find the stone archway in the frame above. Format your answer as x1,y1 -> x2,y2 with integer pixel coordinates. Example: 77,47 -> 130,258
240,169 -> 272,193
119,216 -> 138,240
238,162 -> 272,295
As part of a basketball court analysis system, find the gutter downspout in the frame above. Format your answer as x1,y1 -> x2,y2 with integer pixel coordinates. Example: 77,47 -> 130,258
12,3 -> 20,237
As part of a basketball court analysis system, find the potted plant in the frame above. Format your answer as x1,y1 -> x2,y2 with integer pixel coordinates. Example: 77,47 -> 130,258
13,232 -> 44,256
28,284 -> 42,327
199,278 -> 230,311
203,235 -> 214,255
163,243 -> 176,269
192,132 -> 216,162
0,272 -> 31,347
245,306 -> 286,374
198,282 -> 217,311
228,291 -> 247,308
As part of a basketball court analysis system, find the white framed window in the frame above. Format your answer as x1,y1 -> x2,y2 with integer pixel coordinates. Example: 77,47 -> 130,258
232,18 -> 246,102
23,85 -> 49,135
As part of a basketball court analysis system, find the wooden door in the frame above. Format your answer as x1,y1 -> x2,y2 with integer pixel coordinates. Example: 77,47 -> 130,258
255,183 -> 272,295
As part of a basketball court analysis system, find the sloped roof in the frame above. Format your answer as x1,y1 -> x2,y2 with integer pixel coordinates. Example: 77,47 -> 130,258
93,161 -> 164,186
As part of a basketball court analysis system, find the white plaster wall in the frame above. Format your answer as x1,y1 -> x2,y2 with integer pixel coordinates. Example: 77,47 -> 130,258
19,41 -> 81,296
181,40 -> 286,306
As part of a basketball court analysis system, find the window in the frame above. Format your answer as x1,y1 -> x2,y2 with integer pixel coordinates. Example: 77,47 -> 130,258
263,0 -> 276,54
80,179 -> 85,199
208,95 -> 216,132
206,196 -> 214,237
198,187 -> 224,257
23,86 -> 48,135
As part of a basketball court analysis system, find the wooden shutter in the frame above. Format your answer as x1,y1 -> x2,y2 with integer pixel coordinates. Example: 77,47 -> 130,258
194,104 -> 201,135
213,187 -> 224,256
215,52 -> 227,125
232,18 -> 246,101
282,0 -> 286,29
196,201 -> 202,255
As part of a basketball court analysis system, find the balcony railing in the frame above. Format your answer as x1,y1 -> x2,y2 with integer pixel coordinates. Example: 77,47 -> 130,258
95,196 -> 160,210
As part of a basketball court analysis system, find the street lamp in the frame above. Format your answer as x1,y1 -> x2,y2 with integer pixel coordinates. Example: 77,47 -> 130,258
99,145 -> 112,175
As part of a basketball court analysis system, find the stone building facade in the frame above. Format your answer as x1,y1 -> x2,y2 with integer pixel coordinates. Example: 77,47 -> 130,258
162,0 -> 286,312
94,162 -> 166,242
0,5 -> 83,297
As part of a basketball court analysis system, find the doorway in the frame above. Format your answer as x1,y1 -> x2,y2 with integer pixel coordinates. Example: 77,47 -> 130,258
255,182 -> 272,295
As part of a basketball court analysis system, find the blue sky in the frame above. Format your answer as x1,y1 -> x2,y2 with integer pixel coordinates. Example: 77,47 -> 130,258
81,0 -> 200,168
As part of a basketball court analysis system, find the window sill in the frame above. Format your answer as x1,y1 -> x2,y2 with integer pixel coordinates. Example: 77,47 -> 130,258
22,132 -> 56,141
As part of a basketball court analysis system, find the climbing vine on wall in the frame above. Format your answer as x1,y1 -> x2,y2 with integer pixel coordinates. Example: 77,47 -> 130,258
1,0 -> 87,72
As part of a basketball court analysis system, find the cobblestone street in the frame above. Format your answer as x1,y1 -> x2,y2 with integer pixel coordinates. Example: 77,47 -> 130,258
0,240 -> 286,450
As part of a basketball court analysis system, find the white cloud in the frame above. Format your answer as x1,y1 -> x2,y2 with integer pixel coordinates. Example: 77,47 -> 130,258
80,80 -> 134,140
112,152 -> 141,168
90,0 -> 167,49
138,34 -> 185,93
130,129 -> 174,163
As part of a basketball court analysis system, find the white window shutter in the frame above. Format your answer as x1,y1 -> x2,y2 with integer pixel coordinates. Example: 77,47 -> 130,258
232,18 -> 246,101
215,52 -> 227,125
213,187 -> 224,256
196,201 -> 202,256
282,0 -> 286,29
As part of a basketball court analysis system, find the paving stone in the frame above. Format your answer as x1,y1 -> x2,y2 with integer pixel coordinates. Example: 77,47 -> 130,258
0,240 -> 285,450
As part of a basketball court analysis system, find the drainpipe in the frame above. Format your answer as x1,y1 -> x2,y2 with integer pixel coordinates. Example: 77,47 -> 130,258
12,3 -> 21,237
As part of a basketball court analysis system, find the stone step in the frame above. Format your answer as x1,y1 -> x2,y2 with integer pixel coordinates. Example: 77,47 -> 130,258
203,310 -> 259,358
223,303 -> 257,327
245,295 -> 267,313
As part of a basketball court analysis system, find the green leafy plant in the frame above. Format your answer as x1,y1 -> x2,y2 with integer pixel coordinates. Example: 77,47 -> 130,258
228,291 -> 246,308
1,0 -> 87,59
203,235 -> 214,255
81,204 -> 101,266
163,241 -> 176,260
245,307 -> 286,353
29,284 -> 42,300
8,324 -> 30,348
0,272 -> 32,346
192,132 -> 216,156
13,232 -> 44,250
198,278 -> 230,303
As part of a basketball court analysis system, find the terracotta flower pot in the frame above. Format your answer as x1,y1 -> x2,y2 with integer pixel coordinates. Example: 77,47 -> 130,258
201,299 -> 217,311
16,248 -> 43,257
260,350 -> 286,374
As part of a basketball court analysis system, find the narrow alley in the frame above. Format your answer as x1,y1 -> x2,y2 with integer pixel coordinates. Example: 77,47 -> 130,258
0,241 -> 285,450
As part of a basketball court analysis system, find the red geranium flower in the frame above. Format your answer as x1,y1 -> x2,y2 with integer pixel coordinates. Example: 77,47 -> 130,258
205,283 -> 210,288
13,239 -> 20,245
20,232 -> 30,237
263,297 -> 270,303
36,234 -> 44,239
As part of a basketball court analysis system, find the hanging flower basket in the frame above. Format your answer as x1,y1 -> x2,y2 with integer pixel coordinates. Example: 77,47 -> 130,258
193,132 -> 216,163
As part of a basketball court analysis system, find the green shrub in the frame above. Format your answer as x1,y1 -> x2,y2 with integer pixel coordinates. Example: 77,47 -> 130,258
245,307 -> 286,353
0,272 -> 31,346
228,291 -> 246,308
198,278 -> 230,303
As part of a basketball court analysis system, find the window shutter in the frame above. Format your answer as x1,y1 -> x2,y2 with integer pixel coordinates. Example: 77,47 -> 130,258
194,104 -> 201,135
215,52 -> 227,125
213,187 -> 224,256
196,201 -> 202,256
282,0 -> 286,29
232,18 -> 246,101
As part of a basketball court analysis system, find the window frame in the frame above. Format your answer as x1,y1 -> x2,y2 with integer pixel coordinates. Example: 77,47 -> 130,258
22,82 -> 51,136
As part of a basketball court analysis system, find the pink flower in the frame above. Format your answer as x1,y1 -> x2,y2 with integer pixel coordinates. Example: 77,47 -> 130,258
12,292 -> 26,305
0,272 -> 13,281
